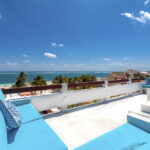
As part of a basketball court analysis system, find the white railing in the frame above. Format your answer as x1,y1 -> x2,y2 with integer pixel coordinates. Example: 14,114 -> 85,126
30,81 -> 142,112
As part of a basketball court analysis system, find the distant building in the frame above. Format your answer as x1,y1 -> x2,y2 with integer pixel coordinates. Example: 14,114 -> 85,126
107,72 -> 127,81
107,69 -> 145,81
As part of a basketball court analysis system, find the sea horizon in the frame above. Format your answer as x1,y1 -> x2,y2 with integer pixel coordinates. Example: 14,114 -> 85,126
0,71 -> 112,85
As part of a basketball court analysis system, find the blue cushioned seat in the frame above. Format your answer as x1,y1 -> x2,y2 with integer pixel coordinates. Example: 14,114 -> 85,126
0,89 -> 67,150
137,143 -> 150,150
142,84 -> 150,88
0,100 -> 22,128
127,114 -> 150,133
7,119 -> 68,150
145,77 -> 150,85
0,89 -> 5,101
0,111 -> 7,150
142,77 -> 150,88
74,123 -> 150,150
17,103 -> 42,124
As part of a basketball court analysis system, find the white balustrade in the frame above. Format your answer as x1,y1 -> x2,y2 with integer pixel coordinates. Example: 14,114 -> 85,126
30,82 -> 142,112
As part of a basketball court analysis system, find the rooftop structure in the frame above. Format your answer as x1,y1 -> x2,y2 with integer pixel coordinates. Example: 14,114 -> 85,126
1,78 -> 149,150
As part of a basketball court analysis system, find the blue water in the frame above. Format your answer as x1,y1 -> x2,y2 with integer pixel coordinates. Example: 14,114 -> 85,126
0,71 -> 111,85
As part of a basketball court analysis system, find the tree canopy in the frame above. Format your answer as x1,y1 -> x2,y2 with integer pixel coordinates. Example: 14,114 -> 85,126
53,74 -> 96,84
13,72 -> 27,87
31,75 -> 47,86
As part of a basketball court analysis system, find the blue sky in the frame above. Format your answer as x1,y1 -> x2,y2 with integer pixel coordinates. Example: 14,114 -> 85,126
0,0 -> 150,71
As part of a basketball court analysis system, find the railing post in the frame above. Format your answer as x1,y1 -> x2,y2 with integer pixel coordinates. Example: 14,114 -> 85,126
128,78 -> 132,85
60,83 -> 68,111
128,78 -> 132,95
103,80 -> 108,88
139,83 -> 143,93
61,83 -> 68,93
103,80 -> 109,101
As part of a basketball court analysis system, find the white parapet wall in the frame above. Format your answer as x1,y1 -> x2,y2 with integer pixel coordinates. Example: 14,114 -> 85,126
31,82 -> 142,112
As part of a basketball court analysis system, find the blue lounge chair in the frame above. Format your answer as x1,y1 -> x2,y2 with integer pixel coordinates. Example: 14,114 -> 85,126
0,90 -> 68,150
74,114 -> 150,150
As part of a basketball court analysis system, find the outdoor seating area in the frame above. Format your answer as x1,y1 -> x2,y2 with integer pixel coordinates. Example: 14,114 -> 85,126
1,83 -> 150,150
74,111 -> 150,150
0,90 -> 67,150
75,117 -> 150,150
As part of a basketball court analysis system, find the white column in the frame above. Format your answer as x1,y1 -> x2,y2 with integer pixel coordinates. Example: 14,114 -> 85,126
128,78 -> 132,85
128,78 -> 132,95
60,83 -> 68,111
104,80 -> 109,101
146,88 -> 150,101
103,80 -> 108,88
61,83 -> 68,93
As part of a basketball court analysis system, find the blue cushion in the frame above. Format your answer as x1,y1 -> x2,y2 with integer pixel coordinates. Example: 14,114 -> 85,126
0,100 -> 22,128
137,143 -> 150,150
135,143 -> 150,150
12,99 -> 31,106
74,123 -> 150,150
142,77 -> 150,88
142,84 -> 150,88
17,103 -> 42,124
146,77 -> 150,85
0,89 -> 5,101
0,111 -> 7,150
127,115 -> 150,133
7,119 -> 68,150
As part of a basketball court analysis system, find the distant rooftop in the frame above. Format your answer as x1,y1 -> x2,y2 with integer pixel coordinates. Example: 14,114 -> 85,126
45,94 -> 147,150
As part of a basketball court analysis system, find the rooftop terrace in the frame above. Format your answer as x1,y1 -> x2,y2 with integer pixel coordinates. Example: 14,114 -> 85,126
45,94 -> 147,149
2,78 -> 146,150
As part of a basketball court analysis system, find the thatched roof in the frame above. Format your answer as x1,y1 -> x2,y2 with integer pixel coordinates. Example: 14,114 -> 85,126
107,69 -> 145,81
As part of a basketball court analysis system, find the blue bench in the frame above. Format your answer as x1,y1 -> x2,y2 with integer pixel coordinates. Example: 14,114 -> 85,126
0,91 -> 68,150
74,115 -> 150,150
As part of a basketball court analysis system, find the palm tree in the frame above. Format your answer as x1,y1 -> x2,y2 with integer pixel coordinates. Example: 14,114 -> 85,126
31,75 -> 47,86
53,75 -> 97,84
53,75 -> 64,84
13,72 -> 27,87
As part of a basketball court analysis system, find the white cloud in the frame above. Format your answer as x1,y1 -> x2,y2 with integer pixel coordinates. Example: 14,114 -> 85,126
104,58 -> 112,61
44,52 -> 56,58
123,57 -> 128,60
111,61 -> 124,66
23,60 -> 31,63
64,64 -> 71,67
121,12 -> 133,18
1,61 -> 150,71
121,11 -> 150,23
51,42 -> 64,47
75,64 -> 84,67
144,0 -> 149,5
58,43 -> 64,47
23,54 -> 28,57
7,62 -> 18,67
51,42 -> 57,47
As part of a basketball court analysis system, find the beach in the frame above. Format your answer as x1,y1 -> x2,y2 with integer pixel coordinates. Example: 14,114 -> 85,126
0,71 -> 110,88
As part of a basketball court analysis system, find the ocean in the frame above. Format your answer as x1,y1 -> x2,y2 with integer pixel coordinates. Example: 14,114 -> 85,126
0,71 -> 111,85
